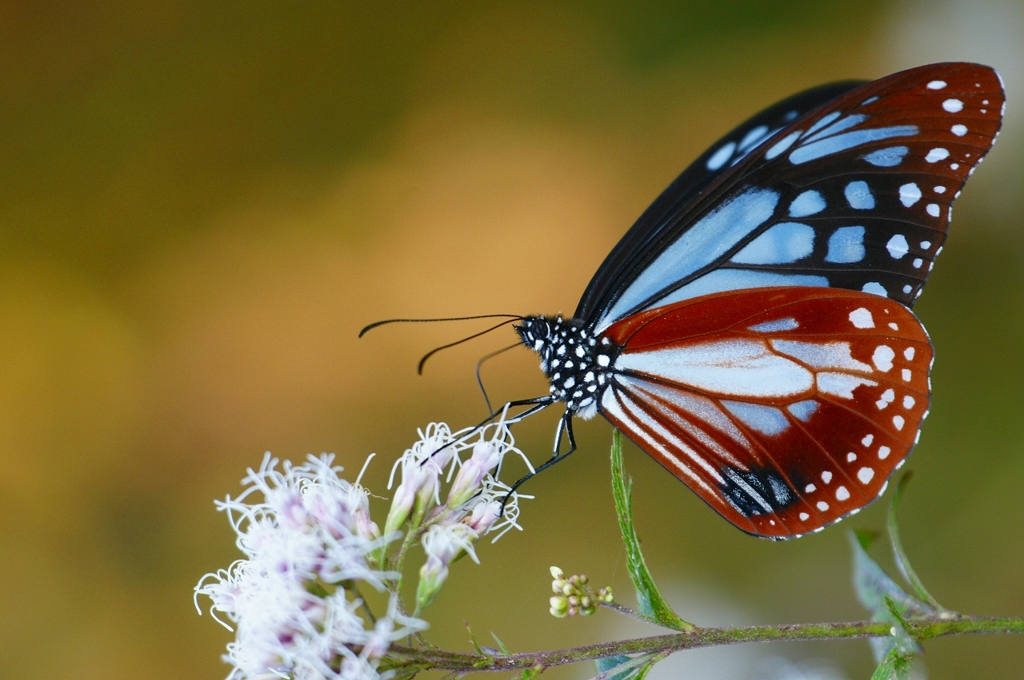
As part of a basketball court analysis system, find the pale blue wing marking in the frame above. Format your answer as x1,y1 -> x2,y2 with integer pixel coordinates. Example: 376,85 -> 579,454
739,125 -> 770,151
597,188 -> 780,331
722,401 -> 790,436
802,114 -> 867,143
844,181 -> 875,209
862,282 -> 888,297
863,146 -> 909,167
787,400 -> 819,422
802,111 -> 841,138
789,126 -> 918,165
825,226 -> 866,263
731,222 -> 815,265
886,234 -> 910,259
649,270 -> 829,312
706,141 -> 737,170
788,190 -> 827,217
765,131 -> 801,160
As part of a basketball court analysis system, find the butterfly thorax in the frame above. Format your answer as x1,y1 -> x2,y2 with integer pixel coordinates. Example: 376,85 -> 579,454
515,315 -> 620,420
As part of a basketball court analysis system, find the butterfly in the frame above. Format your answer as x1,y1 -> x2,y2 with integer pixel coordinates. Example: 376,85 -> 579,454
503,62 -> 1004,539
362,62 -> 1004,539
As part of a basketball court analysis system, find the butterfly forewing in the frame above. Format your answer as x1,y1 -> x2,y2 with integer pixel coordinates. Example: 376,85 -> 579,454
599,287 -> 933,538
585,63 -> 1004,333
575,80 -> 865,323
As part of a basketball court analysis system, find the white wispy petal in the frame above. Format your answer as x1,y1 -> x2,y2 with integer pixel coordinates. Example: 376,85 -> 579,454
195,453 -> 425,680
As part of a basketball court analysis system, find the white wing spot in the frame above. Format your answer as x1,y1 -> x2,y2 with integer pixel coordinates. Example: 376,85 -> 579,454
849,307 -> 874,328
858,467 -> 875,483
876,387 -> 895,410
879,445 -> 891,460
902,368 -> 912,382
862,434 -> 874,447
926,203 -> 941,217
888,322 -> 899,330
836,486 -> 850,501
903,395 -> 916,409
822,471 -> 833,484
927,80 -> 947,90
942,98 -> 964,112
902,284 -> 912,294
817,501 -> 830,511
846,452 -> 857,462
748,317 -> 800,333
805,483 -> 816,493
899,182 -> 922,207
893,415 -> 906,431
799,512 -> 810,521
926,148 -> 950,163
886,234 -> 909,259
951,162 -> 960,170
913,258 -> 924,269
903,347 -> 915,360
873,345 -> 895,372
951,124 -> 968,136
817,372 -> 878,399
921,240 -> 932,248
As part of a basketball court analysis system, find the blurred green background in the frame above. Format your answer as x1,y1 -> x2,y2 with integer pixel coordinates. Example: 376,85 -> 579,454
2,1 -> 1023,678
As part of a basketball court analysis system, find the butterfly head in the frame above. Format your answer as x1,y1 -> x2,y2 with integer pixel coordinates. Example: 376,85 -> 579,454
515,315 -> 619,420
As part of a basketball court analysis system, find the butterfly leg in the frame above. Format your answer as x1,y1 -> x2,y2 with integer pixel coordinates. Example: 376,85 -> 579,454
432,395 -> 554,462
501,410 -> 578,513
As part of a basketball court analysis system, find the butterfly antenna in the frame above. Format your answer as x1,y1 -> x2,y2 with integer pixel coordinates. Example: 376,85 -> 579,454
358,314 -> 522,338
475,342 -> 521,415
418,318 -> 521,375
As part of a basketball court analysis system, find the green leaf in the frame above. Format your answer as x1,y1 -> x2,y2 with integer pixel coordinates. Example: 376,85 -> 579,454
888,472 -> 945,611
512,666 -> 543,680
610,431 -> 694,631
592,653 -> 665,680
595,655 -> 631,679
850,531 -> 931,661
465,622 -> 483,655
855,528 -> 881,551
490,632 -> 510,655
871,648 -> 914,680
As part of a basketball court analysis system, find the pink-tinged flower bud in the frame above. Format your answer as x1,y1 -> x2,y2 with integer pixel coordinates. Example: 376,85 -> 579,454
384,474 -> 420,537
415,524 -> 479,613
415,553 -> 450,613
462,500 -> 501,534
447,441 -> 502,508
384,424 -> 458,536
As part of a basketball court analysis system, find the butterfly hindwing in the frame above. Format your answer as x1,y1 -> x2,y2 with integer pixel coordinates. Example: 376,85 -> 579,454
598,287 -> 933,538
584,63 -> 1004,333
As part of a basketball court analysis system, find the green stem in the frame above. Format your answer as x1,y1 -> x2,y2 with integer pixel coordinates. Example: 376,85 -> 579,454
386,615 -> 1024,673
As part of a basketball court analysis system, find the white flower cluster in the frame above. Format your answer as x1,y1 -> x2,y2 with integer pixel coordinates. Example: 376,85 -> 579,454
383,419 -> 532,613
195,419 -> 530,680
194,453 -> 424,680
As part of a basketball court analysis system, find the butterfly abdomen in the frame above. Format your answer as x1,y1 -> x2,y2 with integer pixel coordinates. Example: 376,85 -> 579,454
515,316 -> 619,420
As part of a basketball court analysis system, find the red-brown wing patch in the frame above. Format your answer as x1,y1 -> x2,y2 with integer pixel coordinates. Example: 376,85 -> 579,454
600,287 -> 932,539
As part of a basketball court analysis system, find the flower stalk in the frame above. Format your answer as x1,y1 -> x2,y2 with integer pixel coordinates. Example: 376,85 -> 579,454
383,615 -> 1024,674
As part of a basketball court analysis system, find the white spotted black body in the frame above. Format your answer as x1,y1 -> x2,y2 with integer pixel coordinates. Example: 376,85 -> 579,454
514,315 -> 620,420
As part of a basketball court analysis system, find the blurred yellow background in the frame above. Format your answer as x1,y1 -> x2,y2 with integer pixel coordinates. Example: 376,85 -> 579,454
2,1 -> 1023,678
